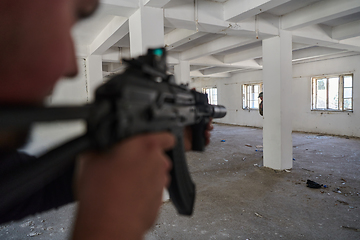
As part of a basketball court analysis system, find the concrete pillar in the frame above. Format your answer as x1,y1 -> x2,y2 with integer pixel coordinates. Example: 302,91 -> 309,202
129,5 -> 164,58
86,55 -> 103,102
174,61 -> 190,85
129,4 -> 168,200
262,30 -> 293,170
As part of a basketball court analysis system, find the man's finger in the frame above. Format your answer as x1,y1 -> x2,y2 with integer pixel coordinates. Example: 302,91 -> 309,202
145,132 -> 176,151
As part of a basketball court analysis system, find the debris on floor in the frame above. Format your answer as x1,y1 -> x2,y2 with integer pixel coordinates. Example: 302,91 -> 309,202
306,179 -> 323,188
245,144 -> 252,147
336,200 -> 349,205
27,232 -> 42,237
341,226 -> 360,232
221,140 -> 226,142
302,168 -> 313,172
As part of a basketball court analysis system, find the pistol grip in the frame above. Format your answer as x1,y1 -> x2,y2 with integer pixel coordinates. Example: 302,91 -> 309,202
191,118 -> 208,151
167,128 -> 195,216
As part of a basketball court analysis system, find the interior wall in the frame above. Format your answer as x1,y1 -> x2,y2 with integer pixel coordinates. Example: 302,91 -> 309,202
22,58 -> 88,155
292,54 -> 359,137
191,54 -> 360,137
191,70 -> 264,128
48,58 -> 88,106
22,53 -> 360,156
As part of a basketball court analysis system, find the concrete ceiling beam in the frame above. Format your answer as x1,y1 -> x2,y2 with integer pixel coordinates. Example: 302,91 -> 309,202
90,17 -> 129,55
222,42 -> 313,64
281,0 -> 360,31
190,65 -> 212,72
189,55 -> 261,69
190,70 -> 231,78
231,59 -> 263,69
223,46 -> 262,64
190,55 -> 226,66
200,67 -> 241,76
144,0 -> 172,8
292,25 -> 360,52
100,0 -> 139,17
339,37 -> 360,51
180,36 -> 259,61
164,29 -> 208,50
224,0 -> 292,22
164,1 -> 278,38
292,47 -> 346,62
100,0 -> 139,8
332,20 -> 360,40
164,2 -> 196,30
292,43 -> 312,51
102,47 -> 130,63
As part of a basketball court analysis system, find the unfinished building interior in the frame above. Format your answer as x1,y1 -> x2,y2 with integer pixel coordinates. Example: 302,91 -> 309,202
0,0 -> 359,239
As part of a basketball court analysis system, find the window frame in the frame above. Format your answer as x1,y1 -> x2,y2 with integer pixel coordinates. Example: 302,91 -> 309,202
202,87 -> 218,105
311,74 -> 353,112
242,83 -> 263,110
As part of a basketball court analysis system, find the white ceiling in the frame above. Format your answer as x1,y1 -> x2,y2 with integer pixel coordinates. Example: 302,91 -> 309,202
72,0 -> 360,77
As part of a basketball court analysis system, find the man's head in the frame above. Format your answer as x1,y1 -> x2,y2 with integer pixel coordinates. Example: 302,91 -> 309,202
0,0 -> 99,150
0,0 -> 99,105
258,92 -> 263,101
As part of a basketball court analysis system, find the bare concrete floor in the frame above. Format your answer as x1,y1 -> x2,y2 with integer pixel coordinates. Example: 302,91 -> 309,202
1,124 -> 359,239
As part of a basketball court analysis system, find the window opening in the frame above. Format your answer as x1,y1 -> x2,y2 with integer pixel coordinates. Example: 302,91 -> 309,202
312,74 -> 353,111
242,83 -> 263,110
202,87 -> 218,105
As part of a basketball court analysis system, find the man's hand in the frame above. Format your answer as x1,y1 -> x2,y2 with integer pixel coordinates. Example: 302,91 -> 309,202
72,132 -> 175,240
184,119 -> 214,151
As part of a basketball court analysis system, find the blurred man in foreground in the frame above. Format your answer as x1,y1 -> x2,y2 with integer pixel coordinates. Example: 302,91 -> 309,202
0,0 -> 212,239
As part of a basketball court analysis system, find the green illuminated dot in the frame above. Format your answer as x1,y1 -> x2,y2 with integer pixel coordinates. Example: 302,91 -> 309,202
153,48 -> 163,56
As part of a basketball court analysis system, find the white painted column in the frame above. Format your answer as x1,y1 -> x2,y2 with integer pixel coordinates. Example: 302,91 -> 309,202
129,4 -> 168,201
86,55 -> 103,102
129,5 -> 164,57
174,61 -> 190,85
262,30 -> 293,170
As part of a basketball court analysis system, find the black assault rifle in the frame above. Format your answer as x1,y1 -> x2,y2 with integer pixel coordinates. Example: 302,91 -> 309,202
0,48 -> 226,216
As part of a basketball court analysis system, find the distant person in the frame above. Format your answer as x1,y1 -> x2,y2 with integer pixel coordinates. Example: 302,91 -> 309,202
258,92 -> 263,116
